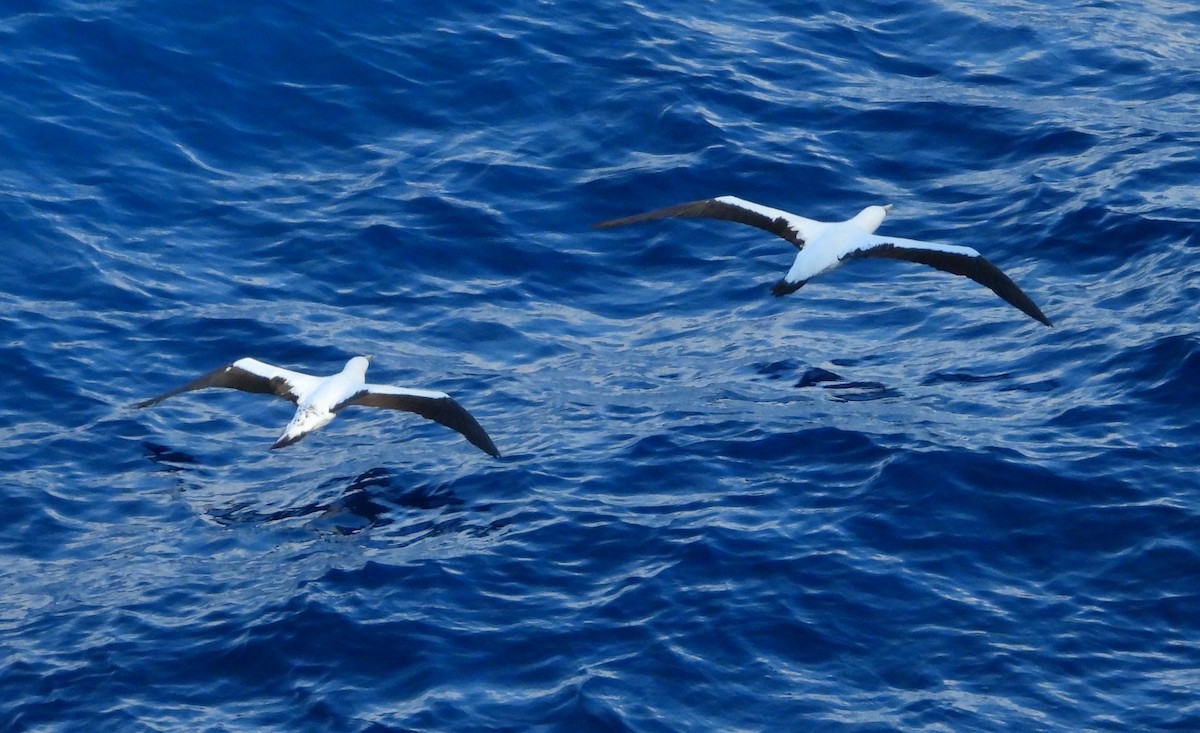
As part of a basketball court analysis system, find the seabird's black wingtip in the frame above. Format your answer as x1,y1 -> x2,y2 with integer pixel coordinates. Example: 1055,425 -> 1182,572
771,279 -> 804,298
1026,299 -> 1053,327
271,434 -> 302,450
1001,284 -> 1053,327
474,435 -> 502,459
592,214 -> 646,230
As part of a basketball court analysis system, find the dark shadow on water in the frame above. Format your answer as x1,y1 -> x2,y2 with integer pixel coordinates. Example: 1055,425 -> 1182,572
791,366 -> 901,402
752,362 -> 902,402
920,370 -> 1011,386
823,381 -> 902,402
794,366 -> 843,387
205,466 -> 503,540
142,441 -> 201,471
140,443 -> 506,540
1001,378 -> 1061,393
754,358 -> 804,381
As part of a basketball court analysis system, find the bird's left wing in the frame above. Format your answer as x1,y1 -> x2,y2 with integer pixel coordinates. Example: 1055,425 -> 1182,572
341,385 -> 501,458
847,236 -> 1052,326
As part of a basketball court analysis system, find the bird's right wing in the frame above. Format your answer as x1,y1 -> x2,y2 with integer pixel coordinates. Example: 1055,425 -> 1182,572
133,358 -> 317,408
594,195 -> 823,249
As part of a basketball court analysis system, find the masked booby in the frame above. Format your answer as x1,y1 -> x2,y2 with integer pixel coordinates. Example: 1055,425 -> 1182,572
594,195 -> 1051,326
134,356 -> 501,456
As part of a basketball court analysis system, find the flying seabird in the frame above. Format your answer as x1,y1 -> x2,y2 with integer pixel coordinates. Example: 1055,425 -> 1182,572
594,195 -> 1051,326
134,356 -> 501,456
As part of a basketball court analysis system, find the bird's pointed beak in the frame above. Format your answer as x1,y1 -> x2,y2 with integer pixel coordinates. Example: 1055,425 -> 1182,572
883,204 -> 894,212
272,433 -> 300,449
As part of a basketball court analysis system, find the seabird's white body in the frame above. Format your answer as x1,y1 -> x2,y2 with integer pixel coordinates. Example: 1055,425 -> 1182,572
733,199 -> 980,285
594,195 -> 1051,326
276,356 -> 369,448
135,356 -> 500,456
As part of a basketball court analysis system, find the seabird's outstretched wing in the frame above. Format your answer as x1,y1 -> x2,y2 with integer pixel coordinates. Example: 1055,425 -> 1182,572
594,195 -> 821,248
134,358 -> 317,408
342,386 -> 501,458
846,237 -> 1053,326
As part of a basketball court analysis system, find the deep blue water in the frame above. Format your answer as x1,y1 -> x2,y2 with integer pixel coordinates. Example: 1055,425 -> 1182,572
2,1 -> 1198,730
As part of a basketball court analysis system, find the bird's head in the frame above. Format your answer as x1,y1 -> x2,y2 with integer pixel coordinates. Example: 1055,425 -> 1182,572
851,204 -> 892,234
346,355 -> 373,375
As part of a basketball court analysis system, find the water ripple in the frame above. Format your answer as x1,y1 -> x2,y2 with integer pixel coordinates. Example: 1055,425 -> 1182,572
1,0 -> 1197,731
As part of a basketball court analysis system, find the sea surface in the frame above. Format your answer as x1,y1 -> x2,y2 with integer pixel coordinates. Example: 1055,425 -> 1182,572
1,1 -> 1198,731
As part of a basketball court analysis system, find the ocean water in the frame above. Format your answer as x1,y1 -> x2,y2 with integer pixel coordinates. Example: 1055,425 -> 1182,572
1,0 -> 1198,730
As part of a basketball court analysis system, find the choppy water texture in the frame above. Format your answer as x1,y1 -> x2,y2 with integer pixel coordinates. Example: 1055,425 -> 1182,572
2,1 -> 1198,731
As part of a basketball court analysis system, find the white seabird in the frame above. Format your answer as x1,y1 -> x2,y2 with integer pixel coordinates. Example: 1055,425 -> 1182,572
594,195 -> 1052,326
134,356 -> 501,456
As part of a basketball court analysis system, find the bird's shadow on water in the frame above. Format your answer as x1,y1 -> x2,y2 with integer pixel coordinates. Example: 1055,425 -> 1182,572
754,360 -> 902,402
142,441 -> 201,471
207,466 -> 504,541
140,443 -> 503,540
